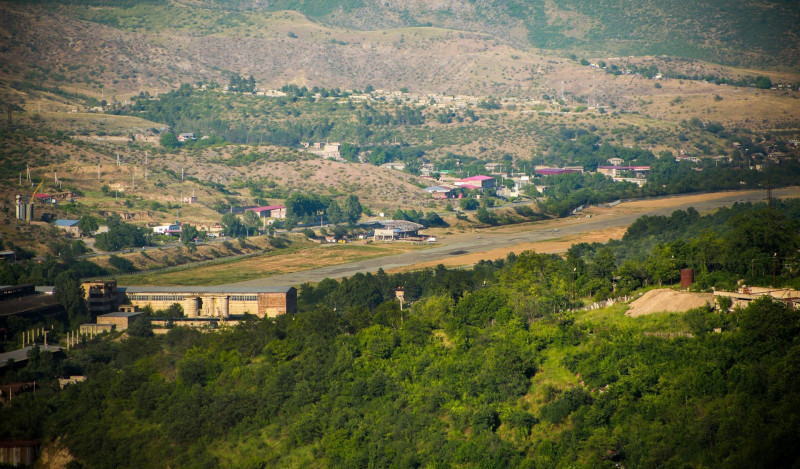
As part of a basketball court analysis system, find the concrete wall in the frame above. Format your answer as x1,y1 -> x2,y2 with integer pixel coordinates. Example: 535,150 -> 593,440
126,290 -> 296,318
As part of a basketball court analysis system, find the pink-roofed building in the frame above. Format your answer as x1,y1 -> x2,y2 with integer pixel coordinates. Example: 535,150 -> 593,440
245,205 -> 287,219
453,175 -> 495,190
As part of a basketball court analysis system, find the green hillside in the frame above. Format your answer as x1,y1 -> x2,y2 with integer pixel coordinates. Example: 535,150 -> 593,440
214,0 -> 800,67
12,0 -> 800,67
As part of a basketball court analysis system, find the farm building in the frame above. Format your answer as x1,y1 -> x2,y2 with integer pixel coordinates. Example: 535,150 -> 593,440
373,220 -> 424,241
54,219 -> 80,237
119,286 -> 297,318
597,166 -> 650,178
245,205 -> 287,219
454,175 -> 496,189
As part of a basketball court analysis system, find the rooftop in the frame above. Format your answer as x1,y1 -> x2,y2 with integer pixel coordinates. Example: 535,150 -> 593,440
459,175 -> 494,181
245,205 -> 286,212
535,168 -> 580,175
597,165 -> 651,170
99,311 -> 143,318
54,219 -> 79,227
375,220 -> 424,232
0,345 -> 63,368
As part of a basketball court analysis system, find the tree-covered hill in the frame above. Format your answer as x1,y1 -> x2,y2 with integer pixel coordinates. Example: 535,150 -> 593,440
2,201 -> 800,467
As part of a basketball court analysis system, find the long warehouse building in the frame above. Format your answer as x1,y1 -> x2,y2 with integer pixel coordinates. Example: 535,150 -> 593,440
118,286 -> 297,318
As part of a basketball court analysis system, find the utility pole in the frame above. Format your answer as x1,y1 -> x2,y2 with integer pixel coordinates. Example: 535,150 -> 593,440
773,253 -> 777,287
671,255 -> 675,287
571,267 -> 576,302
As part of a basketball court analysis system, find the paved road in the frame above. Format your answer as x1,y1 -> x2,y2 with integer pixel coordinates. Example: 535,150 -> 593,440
224,188 -> 797,288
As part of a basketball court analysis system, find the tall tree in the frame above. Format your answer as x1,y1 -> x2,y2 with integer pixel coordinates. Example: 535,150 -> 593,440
344,195 -> 363,226
326,201 -> 344,225
54,271 -> 89,326
77,215 -> 99,236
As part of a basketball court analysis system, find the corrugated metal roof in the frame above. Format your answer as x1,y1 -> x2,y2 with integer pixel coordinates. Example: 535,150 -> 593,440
55,219 -> 79,227
459,175 -> 494,181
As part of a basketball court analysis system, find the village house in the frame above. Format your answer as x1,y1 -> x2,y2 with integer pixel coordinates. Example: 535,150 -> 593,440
597,166 -> 650,178
177,133 -> 196,143
153,222 -> 181,236
675,155 -> 701,164
454,175 -> 496,190
535,168 -> 580,176
245,205 -> 287,219
54,219 -> 80,237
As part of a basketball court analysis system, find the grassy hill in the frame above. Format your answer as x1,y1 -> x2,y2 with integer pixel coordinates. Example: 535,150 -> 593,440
70,0 -> 798,68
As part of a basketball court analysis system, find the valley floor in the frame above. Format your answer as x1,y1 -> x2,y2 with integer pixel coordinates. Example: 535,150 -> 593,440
121,187 -> 799,288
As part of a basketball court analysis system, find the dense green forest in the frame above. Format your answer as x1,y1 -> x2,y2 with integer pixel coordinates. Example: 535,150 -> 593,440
1,202 -> 799,467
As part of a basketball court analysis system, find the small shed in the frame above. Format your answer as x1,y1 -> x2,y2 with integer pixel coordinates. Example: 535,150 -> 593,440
97,311 -> 144,331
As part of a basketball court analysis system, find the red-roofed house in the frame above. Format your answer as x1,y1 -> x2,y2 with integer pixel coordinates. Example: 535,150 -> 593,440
454,175 -> 495,189
34,194 -> 55,204
245,205 -> 287,219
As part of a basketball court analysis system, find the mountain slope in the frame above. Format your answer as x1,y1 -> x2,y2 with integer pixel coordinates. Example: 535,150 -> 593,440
181,0 -> 800,68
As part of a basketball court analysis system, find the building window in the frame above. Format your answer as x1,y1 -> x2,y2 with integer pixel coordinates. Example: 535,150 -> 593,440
229,295 -> 258,302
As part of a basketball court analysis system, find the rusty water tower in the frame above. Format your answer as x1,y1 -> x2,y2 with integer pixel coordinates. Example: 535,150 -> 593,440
680,269 -> 694,288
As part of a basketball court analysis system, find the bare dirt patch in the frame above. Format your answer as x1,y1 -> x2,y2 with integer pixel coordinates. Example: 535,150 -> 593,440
393,226 -> 627,272
626,289 -> 715,317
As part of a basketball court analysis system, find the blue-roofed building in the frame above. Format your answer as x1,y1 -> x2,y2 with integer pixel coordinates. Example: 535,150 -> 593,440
54,219 -> 80,237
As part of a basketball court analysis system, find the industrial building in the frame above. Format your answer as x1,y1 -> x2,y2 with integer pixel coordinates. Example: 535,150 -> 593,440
82,280 -> 119,314
119,286 -> 297,318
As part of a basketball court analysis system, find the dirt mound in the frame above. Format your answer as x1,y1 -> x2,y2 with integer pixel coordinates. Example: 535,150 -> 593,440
626,289 -> 714,317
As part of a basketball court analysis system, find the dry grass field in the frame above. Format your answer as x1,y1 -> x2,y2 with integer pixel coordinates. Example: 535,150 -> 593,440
119,239 -> 429,286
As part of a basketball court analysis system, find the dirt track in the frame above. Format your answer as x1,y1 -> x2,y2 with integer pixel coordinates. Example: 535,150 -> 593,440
626,289 -> 715,317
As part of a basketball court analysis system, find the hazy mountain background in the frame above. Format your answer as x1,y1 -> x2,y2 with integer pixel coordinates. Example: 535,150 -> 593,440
1,0 -> 797,103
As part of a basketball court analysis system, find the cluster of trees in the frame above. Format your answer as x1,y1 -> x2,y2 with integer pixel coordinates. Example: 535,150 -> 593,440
2,202 -> 798,466
390,208 -> 448,228
356,106 -> 424,126
533,154 -> 800,217
227,73 -> 256,93
94,215 -> 151,252
283,193 -> 363,228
